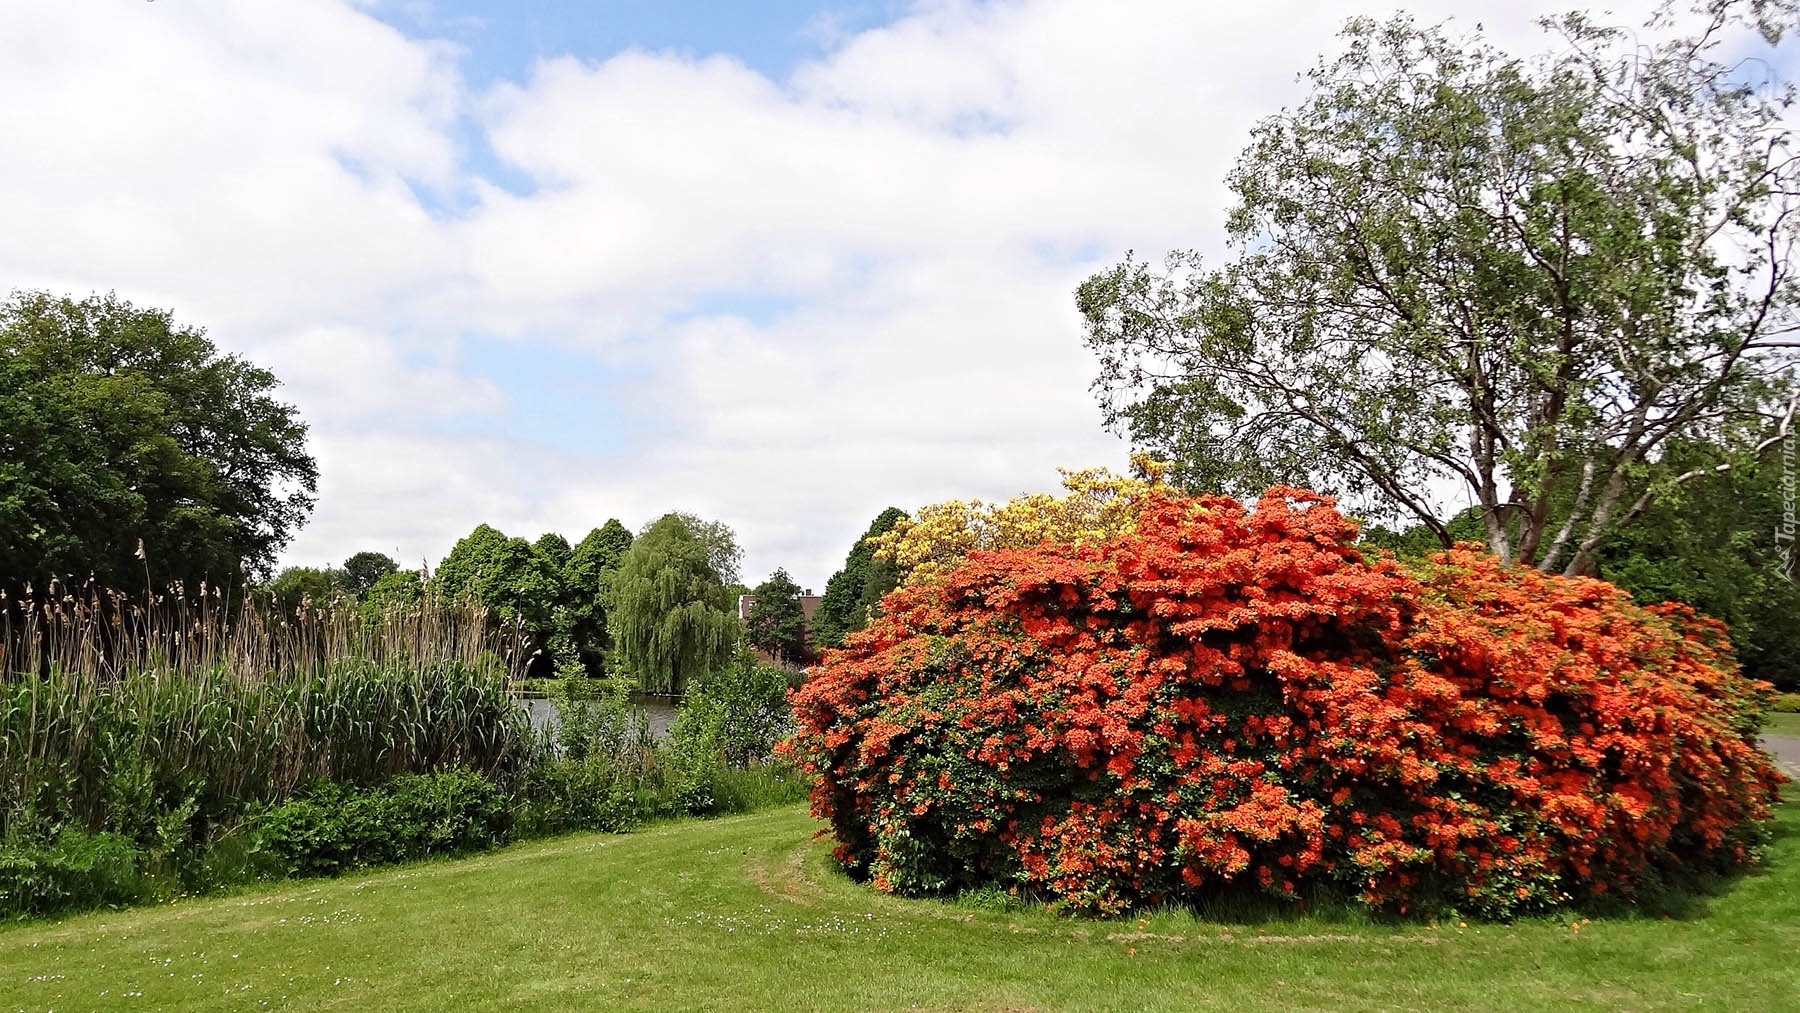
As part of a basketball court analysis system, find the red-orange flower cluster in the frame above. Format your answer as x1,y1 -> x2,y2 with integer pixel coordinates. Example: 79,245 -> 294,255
780,490 -> 1784,916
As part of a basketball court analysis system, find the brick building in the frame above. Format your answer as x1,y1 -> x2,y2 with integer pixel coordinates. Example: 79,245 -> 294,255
736,589 -> 823,667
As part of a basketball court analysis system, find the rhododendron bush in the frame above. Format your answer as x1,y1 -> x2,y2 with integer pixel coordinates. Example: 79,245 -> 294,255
781,490 -> 1783,918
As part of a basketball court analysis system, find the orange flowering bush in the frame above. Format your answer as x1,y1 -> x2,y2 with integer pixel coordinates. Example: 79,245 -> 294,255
781,490 -> 1783,917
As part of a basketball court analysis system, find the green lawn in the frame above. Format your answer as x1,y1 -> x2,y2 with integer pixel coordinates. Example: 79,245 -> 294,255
3,800 -> 1798,1012
1765,710 -> 1800,737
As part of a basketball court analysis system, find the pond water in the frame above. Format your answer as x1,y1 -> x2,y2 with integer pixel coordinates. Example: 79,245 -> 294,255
517,693 -> 680,740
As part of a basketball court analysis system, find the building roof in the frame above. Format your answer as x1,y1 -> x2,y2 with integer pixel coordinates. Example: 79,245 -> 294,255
737,592 -> 823,624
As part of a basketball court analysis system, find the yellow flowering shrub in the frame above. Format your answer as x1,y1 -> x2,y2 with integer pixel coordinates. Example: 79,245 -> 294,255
870,453 -> 1172,582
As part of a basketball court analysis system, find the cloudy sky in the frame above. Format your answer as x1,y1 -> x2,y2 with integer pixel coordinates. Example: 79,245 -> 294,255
0,0 -> 1720,587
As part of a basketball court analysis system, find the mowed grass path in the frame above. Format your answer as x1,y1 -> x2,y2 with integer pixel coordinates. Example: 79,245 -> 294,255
4,799 -> 1798,1012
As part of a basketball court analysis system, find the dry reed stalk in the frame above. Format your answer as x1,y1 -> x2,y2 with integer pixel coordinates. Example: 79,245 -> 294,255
1,584 -> 535,840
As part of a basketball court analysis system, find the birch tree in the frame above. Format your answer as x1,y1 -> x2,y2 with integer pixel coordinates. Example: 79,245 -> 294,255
1079,2 -> 1799,573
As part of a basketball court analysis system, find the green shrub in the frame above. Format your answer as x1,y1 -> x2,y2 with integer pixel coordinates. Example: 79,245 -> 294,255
0,830 -> 145,918
508,674 -> 672,834
667,778 -> 719,817
512,667 -> 807,829
1772,692 -> 1800,713
253,769 -> 511,878
178,827 -> 261,897
513,754 -> 664,836
551,674 -> 653,763
704,762 -> 808,815
666,651 -> 793,770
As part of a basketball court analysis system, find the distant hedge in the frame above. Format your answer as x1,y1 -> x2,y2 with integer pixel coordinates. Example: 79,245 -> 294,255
785,490 -> 1783,918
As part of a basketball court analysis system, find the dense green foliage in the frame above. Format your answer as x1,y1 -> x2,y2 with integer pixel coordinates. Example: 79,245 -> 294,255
515,676 -> 664,836
530,533 -> 572,571
560,519 -> 634,673
431,520 -> 634,675
607,513 -> 740,694
257,552 -> 407,618
254,769 -> 511,879
0,290 -> 317,589
0,743 -> 804,921
514,669 -> 802,839
435,524 -> 564,647
667,649 -> 795,770
1595,444 -> 1800,690
813,507 -> 906,648
361,568 -> 424,617
261,564 -> 347,612
339,551 -> 399,597
1078,8 -> 1798,575
0,830 -> 144,918
670,511 -> 744,587
744,568 -> 809,665
1359,511 -> 1489,559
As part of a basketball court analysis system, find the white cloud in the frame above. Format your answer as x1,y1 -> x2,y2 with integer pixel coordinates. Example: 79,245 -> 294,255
0,0 -> 459,334
0,0 -> 1705,587
257,326 -> 508,427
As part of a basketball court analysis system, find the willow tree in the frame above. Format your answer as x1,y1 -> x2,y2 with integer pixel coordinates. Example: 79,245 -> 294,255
606,513 -> 738,694
1079,2 -> 1799,574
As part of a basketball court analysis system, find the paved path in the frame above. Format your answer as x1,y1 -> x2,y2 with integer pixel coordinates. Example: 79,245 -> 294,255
1761,734 -> 1800,780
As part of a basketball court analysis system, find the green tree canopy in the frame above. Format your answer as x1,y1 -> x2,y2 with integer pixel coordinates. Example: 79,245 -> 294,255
531,532 -> 572,571
434,524 -> 508,599
0,290 -> 317,589
339,551 -> 398,598
360,568 -> 423,618
813,507 -> 907,649
668,511 -> 743,586
567,521 -> 633,584
1078,5 -> 1799,576
607,513 -> 739,694
262,565 -> 345,614
744,567 -> 808,666
1360,510 -> 1488,559
1596,441 -> 1800,689
561,519 -> 634,673
435,523 -> 564,646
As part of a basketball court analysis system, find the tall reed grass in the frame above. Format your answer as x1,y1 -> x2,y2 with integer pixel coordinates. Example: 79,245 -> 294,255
0,580 -> 535,845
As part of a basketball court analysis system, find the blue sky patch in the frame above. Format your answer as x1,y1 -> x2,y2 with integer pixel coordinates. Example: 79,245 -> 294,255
373,0 -> 901,86
452,332 -> 664,456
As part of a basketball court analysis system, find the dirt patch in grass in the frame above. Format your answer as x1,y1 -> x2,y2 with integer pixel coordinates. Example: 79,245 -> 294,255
744,840 -> 831,907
